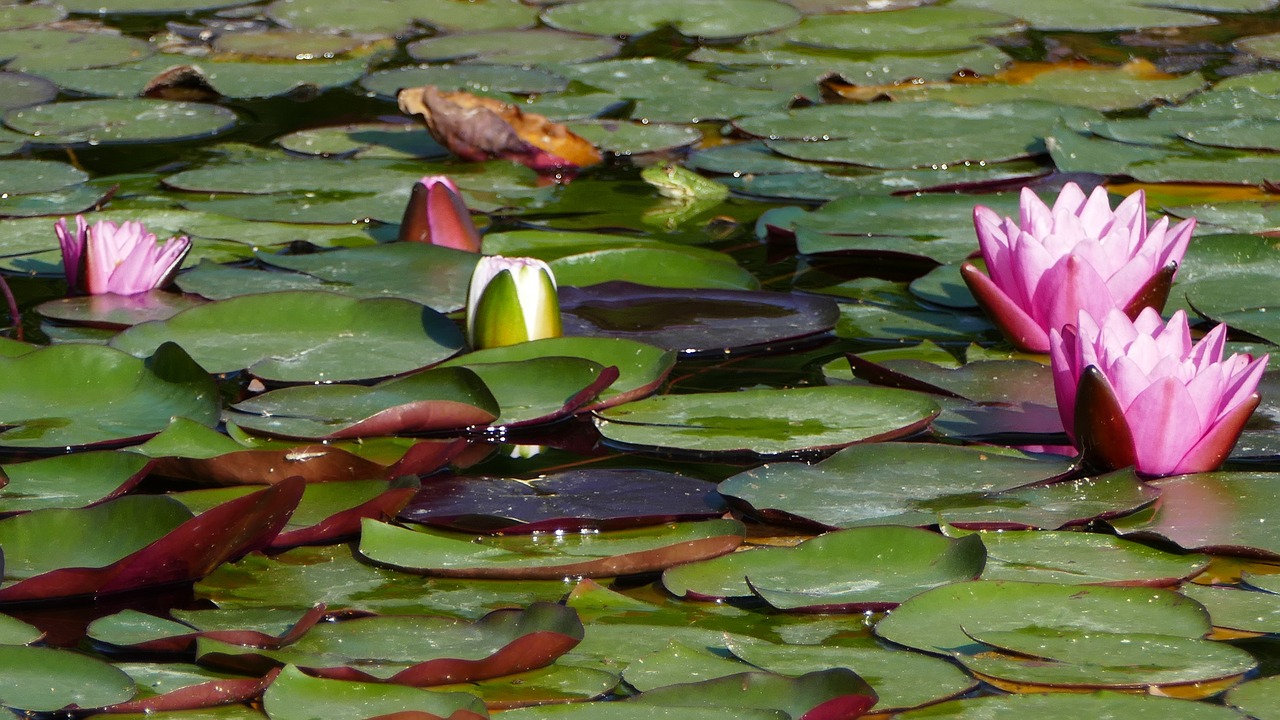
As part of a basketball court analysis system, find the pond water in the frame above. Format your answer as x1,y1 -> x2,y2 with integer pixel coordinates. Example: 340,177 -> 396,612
1,0 -> 1280,717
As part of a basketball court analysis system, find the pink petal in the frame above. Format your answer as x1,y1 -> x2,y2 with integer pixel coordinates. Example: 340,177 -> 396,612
1031,253 -> 1116,338
55,215 -> 87,292
960,262 -> 1049,352
1124,376 -> 1205,477
1170,393 -> 1260,475
1048,324 -> 1081,438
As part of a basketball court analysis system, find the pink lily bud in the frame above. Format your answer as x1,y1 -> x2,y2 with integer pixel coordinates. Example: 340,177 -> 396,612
54,215 -> 191,296
962,183 -> 1195,353
397,175 -> 482,253
1049,307 -> 1268,477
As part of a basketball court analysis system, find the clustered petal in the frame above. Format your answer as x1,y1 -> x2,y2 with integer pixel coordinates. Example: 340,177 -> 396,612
964,183 -> 1195,353
1049,307 -> 1268,477
398,175 -> 482,253
55,215 -> 191,296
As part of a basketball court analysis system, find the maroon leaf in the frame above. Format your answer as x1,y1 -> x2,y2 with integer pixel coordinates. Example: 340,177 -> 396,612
101,667 -> 281,713
269,486 -> 417,550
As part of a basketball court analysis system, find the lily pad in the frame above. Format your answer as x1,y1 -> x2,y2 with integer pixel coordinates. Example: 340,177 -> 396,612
559,283 -> 839,357
5,99 -> 237,146
662,526 -> 985,610
895,690 -> 1250,719
358,517 -> 745,579
431,663 -> 620,708
978,530 -> 1210,585
1179,583 -> 1280,635
1111,472 -> 1280,558
0,342 -> 218,449
43,55 -> 371,101
399,469 -> 724,532
0,28 -> 152,73
62,0 -> 259,13
276,122 -> 448,160
37,290 -> 206,329
361,63 -> 567,98
0,645 -> 134,712
0,450 -> 149,514
226,367 -> 499,440
782,6 -> 1015,52
1227,674 -> 1280,720
874,580 -> 1212,656
407,29 -> 621,65
109,292 -> 466,383
262,665 -> 488,720
626,669 -> 876,719
198,603 -> 583,685
267,0 -> 540,35
596,385 -> 939,456
0,159 -> 87,196
541,0 -> 801,39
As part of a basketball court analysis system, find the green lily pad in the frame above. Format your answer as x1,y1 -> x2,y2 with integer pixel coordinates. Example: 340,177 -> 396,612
978,530 -> 1210,585
36,290 -> 206,329
1048,124 -> 1280,184
456,357 -> 617,427
109,292 -> 465,383
107,663 -> 278,714
1227,674 -> 1280,720
0,450 -> 149,514
212,30 -> 381,59
0,28 -> 152,73
875,580 -> 1212,656
1184,271 -> 1280,345
198,603 -> 583,684
0,645 -> 134,712
1111,472 -> 1280,558
358,517 -> 745,579
620,640 -> 761,692
360,63 -> 567,99
276,122 -> 448,160
256,243 -> 480,312
0,159 -> 83,197
783,6 -> 1015,52
407,29 -> 621,65
62,0 -> 259,13
727,636 -> 977,712
1238,32 -> 1280,59
432,663 -> 619,708
267,0 -> 539,35
6,98 -> 237,146
541,0 -> 801,40
498,702 -> 784,719
566,121 -> 701,156
0,4 -> 65,30
1179,583 -> 1280,635
262,665 -> 489,720
42,55 -> 370,100
718,443 -> 1074,528
595,385 -> 939,456
0,342 -> 218,448
960,627 -> 1255,692
226,366 -> 500,440
440,336 -> 675,410
551,247 -> 760,290
947,0 -> 1217,30
889,66 -> 1206,112
896,689 -> 1250,719
626,669 -> 876,719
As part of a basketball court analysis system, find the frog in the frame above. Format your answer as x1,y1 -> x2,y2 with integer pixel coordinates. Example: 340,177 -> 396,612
641,162 -> 729,203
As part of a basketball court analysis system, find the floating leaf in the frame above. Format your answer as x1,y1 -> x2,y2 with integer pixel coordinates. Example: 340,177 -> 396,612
978,530 -> 1209,585
782,6 -> 1015,52
0,645 -> 134,712
663,526 -> 985,610
1179,583 -> 1280,635
1227,674 -> 1280,720
267,0 -> 539,34
0,450 -> 149,514
358,517 -> 745,579
5,99 -> 237,146
262,665 -> 488,720
406,28 -> 621,65
596,385 -> 939,456
106,664 -> 280,714
110,292 -> 465,383
0,28 -> 152,73
541,0 -> 801,39
1111,472 -> 1280,558
627,670 -> 876,720
36,290 -> 206,329
895,690 -> 1250,719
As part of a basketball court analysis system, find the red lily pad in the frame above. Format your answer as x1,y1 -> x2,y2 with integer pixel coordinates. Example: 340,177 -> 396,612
88,605 -> 327,654
558,282 -> 839,357
104,665 -> 281,714
197,602 -> 583,685
0,477 -> 303,604
358,517 -> 745,579
399,469 -> 724,533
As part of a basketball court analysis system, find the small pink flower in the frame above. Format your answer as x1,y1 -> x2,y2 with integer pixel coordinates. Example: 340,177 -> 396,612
1049,307 -> 1268,477
962,183 -> 1195,353
397,175 -> 482,252
55,215 -> 190,296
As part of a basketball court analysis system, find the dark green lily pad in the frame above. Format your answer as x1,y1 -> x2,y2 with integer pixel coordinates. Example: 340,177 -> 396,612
889,66 -> 1206,112
566,121 -> 701,156
262,665 -> 489,720
0,159 -> 88,196
552,248 -> 760,290
662,526 -> 985,610
875,580 -> 1212,656
276,122 -> 448,160
6,98 -> 237,146
0,342 -> 218,449
0,72 -> 56,112
358,517 -> 745,579
559,283 -> 839,357
267,0 -> 540,35
541,0 -> 801,40
1048,124 -> 1280,184
0,28 -> 152,73
227,366 -> 499,440
626,669 -> 876,719
947,0 -> 1217,30
718,442 -> 1073,528
400,469 -> 723,533
0,4 -> 65,29
727,636 -> 977,712
895,689 -> 1249,719
613,640 -> 759,692
407,29 -> 621,65
498,702 -> 784,719
0,450 -> 149,514
212,30 -> 380,59
1179,583 -> 1280,635
0,645 -> 134,712
449,357 -> 617,428
440,336 -> 675,410
1111,472 -> 1280,559
783,6 -> 1014,52
432,663 -> 619,708
977,530 -> 1210,585
62,0 -> 259,13
42,55 -> 370,100
110,292 -> 465,383
198,603 -> 583,684
596,385 -> 939,456
256,243 -> 480,312
960,627 -> 1255,691
1184,272 -> 1280,345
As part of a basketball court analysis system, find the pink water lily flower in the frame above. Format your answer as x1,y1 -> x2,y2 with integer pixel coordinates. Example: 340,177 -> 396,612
1049,307 -> 1268,477
962,183 -> 1195,353
397,175 -> 482,252
55,215 -> 191,296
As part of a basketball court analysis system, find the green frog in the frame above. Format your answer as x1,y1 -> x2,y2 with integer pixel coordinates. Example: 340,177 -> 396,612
641,163 -> 729,202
